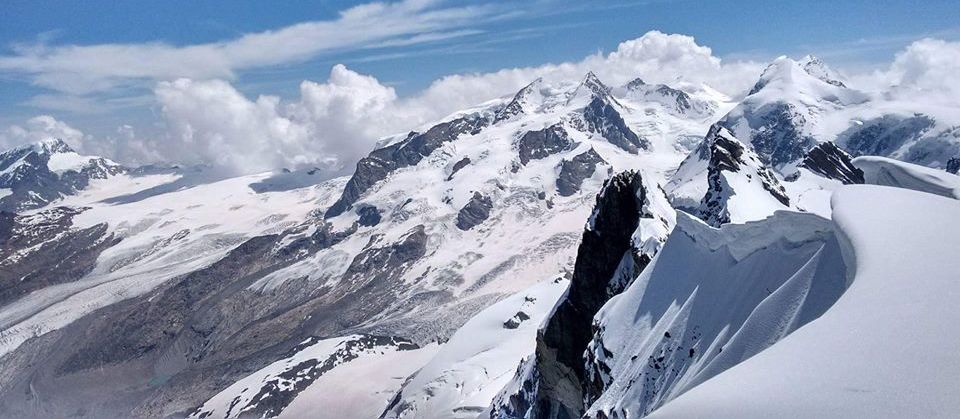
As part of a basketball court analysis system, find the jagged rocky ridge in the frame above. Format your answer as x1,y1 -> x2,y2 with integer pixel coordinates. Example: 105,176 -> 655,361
799,141 -> 864,184
489,170 -> 674,418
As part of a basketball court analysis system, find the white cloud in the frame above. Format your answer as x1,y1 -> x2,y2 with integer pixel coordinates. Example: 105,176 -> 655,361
1,31 -> 766,174
0,115 -> 89,150
140,31 -> 764,176
154,64 -> 416,175
0,0 -> 498,95
886,38 -> 960,103
10,31 -> 958,179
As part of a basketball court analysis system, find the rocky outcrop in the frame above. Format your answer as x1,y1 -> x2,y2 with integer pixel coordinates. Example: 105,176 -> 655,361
556,148 -> 606,197
720,102 -> 816,167
947,157 -> 960,174
800,141 -> 864,184
456,192 -> 494,231
523,171 -> 654,418
356,205 -> 382,227
518,124 -> 574,165
447,157 -> 471,180
325,116 -> 488,218
572,73 -> 648,153
580,96 -> 647,153
698,125 -> 790,227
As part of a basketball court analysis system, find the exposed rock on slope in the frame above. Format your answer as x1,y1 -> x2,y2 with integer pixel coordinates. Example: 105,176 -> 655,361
518,124 -> 574,165
0,139 -> 124,212
495,170 -> 673,418
456,192 -> 494,231
691,125 -> 789,227
325,115 -> 489,217
557,148 -> 607,197
800,141 -> 864,184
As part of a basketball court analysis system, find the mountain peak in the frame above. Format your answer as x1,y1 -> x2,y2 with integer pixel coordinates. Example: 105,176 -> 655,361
33,138 -> 75,154
573,71 -> 612,100
625,77 -> 646,90
798,54 -> 846,87
494,77 -> 545,123
749,55 -> 846,95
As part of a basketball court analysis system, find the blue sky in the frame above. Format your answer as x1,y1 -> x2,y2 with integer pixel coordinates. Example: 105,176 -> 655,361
1,0 -> 959,162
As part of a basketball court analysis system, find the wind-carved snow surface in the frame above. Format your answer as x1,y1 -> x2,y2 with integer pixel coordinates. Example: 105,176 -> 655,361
854,155 -> 960,199
572,157 -> 960,418
584,211 -> 845,417
383,277 -> 569,419
647,185 -> 960,418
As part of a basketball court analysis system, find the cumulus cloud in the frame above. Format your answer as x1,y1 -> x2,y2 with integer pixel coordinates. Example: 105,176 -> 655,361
145,31 -> 765,175
1,31 -> 767,174
0,115 -> 89,150
885,38 -> 960,103
155,65 -> 417,175
8,30 -> 958,179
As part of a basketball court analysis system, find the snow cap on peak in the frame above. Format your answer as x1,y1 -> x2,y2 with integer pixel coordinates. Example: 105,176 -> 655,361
32,138 -> 75,154
749,55 -> 846,95
494,77 -> 546,123
798,54 -> 846,87
577,71 -> 611,98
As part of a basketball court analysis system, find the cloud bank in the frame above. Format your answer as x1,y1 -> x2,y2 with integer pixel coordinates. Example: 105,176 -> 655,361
3,28 -> 960,178
143,31 -> 765,175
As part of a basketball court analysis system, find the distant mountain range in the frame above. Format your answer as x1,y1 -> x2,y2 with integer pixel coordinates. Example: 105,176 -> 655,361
0,55 -> 959,419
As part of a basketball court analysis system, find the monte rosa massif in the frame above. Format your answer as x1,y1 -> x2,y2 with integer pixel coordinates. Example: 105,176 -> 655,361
0,54 -> 959,419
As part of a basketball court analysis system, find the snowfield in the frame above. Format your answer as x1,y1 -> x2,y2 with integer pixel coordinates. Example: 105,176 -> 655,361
649,185 -> 960,418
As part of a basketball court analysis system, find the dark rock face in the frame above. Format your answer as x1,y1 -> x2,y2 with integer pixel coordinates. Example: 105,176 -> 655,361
503,311 -> 531,329
557,149 -> 606,197
720,102 -> 816,167
0,139 -> 125,212
529,171 -> 652,418
518,124 -> 574,165
699,125 -> 790,227
356,205 -> 382,227
838,114 -> 935,158
947,157 -> 960,174
0,206 -> 120,305
580,97 -> 648,153
456,192 -> 494,231
447,157 -> 471,180
800,142 -> 864,184
325,116 -> 488,218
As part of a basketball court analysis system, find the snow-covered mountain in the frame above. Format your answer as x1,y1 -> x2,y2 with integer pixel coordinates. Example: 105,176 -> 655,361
0,72 -> 720,417
0,138 -> 124,212
0,52 -> 959,419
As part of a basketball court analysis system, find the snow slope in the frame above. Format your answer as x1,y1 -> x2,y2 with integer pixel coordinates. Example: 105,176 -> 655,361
0,169 -> 344,357
383,277 -> 569,418
188,335 -> 438,419
649,185 -> 960,418
584,210 -> 844,417
854,155 -> 960,199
